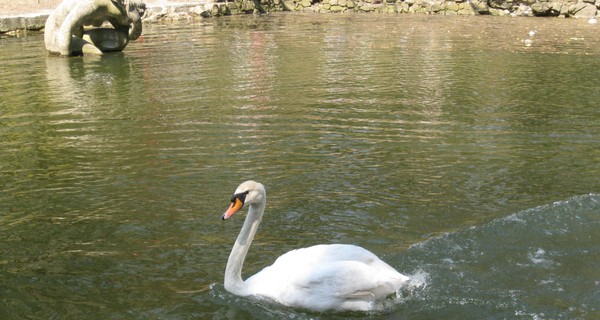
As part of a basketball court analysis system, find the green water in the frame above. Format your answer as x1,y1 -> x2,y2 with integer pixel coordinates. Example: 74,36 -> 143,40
1,13 -> 599,319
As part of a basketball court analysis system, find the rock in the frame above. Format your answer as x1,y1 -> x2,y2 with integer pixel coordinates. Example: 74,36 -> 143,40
490,8 -> 511,15
457,2 -> 477,14
531,1 -> 551,15
383,4 -> 397,12
225,3 -> 238,14
282,0 -> 295,10
470,0 -> 490,14
397,2 -> 410,12
572,3 -> 597,18
549,1 -> 562,15
490,0 -> 512,10
559,3 -> 569,16
237,0 -> 256,12
360,3 -> 377,11
407,4 -> 416,12
445,2 -> 459,11
510,4 -> 533,16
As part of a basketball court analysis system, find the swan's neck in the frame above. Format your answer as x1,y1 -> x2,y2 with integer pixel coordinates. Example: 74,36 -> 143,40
224,199 -> 265,295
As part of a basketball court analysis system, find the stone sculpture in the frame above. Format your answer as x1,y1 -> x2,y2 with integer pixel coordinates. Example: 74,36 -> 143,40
44,0 -> 146,56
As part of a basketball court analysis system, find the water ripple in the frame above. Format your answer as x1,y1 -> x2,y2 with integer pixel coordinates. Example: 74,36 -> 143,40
2,13 -> 600,320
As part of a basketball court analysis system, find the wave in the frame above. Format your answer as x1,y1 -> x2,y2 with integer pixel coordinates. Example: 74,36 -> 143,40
396,193 -> 600,319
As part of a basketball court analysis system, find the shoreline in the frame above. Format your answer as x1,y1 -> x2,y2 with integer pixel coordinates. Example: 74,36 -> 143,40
1,0 -> 599,35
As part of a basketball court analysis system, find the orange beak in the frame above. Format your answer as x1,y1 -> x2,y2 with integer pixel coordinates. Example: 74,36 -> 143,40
222,197 -> 244,220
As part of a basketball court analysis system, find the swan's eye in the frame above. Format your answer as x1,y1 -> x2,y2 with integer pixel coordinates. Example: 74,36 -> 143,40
231,190 -> 250,204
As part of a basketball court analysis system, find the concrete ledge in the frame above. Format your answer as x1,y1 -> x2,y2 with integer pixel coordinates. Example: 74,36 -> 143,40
0,13 -> 50,34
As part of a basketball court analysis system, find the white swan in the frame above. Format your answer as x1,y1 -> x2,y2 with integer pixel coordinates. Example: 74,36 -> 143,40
221,180 -> 409,312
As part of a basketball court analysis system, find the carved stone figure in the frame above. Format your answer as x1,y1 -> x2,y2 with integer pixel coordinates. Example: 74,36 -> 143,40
44,0 -> 146,56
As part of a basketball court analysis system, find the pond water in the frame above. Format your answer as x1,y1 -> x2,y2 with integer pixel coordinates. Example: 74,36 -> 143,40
1,13 -> 599,319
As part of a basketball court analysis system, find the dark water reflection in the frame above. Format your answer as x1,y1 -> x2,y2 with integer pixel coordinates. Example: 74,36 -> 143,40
1,13 -> 599,319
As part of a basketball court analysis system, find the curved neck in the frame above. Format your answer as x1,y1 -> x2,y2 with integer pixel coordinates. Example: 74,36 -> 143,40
224,199 -> 265,295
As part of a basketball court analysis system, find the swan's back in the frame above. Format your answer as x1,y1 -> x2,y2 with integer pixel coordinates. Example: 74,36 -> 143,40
244,244 -> 409,311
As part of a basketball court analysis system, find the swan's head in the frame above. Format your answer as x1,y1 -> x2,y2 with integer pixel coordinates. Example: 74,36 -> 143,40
221,180 -> 265,220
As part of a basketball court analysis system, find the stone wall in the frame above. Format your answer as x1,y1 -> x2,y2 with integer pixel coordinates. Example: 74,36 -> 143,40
280,0 -> 599,18
1,0 -> 598,35
128,0 -> 600,21
141,0 -> 599,20
142,0 -> 280,21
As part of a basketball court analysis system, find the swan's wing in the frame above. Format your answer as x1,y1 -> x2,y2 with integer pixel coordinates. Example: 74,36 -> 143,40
245,244 -> 408,311
279,260 -> 401,311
